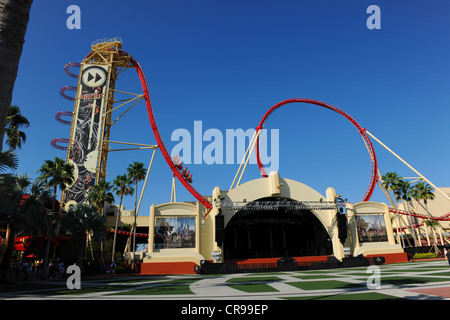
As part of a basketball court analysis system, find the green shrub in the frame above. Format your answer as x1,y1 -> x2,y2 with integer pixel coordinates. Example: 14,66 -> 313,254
412,252 -> 436,259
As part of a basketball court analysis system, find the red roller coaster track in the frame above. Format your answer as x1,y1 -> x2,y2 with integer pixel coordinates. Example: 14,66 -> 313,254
51,138 -> 69,150
61,49 -> 378,211
255,98 -> 378,202
52,65 -> 78,151
55,111 -> 73,125
72,48 -> 214,210
59,86 -> 77,102
64,62 -> 80,79
60,49 -> 447,225
127,55 -> 213,210
389,208 -> 450,222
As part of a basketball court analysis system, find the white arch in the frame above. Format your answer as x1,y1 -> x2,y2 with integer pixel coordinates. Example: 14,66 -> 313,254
213,172 -> 344,260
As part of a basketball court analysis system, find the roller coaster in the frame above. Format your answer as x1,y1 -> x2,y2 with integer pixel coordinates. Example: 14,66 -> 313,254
49,38 -> 449,246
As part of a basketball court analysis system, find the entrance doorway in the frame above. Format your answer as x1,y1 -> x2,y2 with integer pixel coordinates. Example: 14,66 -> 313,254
223,197 -> 333,260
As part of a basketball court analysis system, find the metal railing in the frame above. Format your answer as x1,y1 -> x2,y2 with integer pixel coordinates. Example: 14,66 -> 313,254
91,37 -> 123,47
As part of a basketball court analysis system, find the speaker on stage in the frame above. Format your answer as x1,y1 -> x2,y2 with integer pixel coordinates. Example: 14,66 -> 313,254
215,214 -> 224,246
337,212 -> 348,245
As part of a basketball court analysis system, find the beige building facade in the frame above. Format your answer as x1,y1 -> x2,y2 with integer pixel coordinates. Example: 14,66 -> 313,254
133,172 -> 406,275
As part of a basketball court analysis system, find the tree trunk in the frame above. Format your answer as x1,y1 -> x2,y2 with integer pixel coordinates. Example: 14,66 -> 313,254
0,0 -> 33,151
405,201 -> 419,247
77,236 -> 85,267
111,195 -> 123,262
132,181 -> 137,267
43,221 -> 52,278
43,186 -> 57,278
99,203 -> 105,268
393,202 -> 405,248
431,228 -> 440,256
423,203 -> 440,255
0,226 -> 16,283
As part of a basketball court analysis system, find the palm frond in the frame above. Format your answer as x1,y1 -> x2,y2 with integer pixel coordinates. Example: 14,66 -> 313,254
0,149 -> 18,173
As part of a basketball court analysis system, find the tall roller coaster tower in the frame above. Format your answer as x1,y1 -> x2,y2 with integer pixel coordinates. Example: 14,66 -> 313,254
62,38 -> 134,211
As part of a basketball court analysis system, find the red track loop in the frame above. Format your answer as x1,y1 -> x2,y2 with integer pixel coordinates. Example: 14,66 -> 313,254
126,54 -> 213,210
60,86 -> 77,102
64,62 -> 81,79
51,138 -> 69,151
55,111 -> 73,125
255,98 -> 378,202
81,50 -> 212,209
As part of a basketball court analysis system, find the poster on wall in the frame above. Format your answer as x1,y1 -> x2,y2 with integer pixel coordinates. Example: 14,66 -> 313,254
154,216 -> 196,249
63,64 -> 109,209
356,214 -> 388,243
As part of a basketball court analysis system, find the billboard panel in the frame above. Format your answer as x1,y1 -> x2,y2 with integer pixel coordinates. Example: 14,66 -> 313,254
356,213 -> 388,243
154,216 -> 196,249
63,64 -> 110,209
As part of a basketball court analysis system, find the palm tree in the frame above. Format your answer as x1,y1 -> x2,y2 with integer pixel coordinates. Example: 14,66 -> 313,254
0,175 -> 52,283
37,157 -> 75,211
37,157 -> 75,278
111,174 -> 134,262
0,149 -> 18,198
412,181 -> 438,250
63,203 -> 106,267
424,219 -> 441,256
0,149 -> 17,278
22,178 -> 54,235
88,180 -> 115,216
381,172 -> 404,247
87,180 -> 114,267
381,172 -> 401,193
4,105 -> 29,149
0,148 -> 18,173
127,161 -> 146,264
412,181 -> 436,217
393,179 -> 419,247
0,0 -> 34,152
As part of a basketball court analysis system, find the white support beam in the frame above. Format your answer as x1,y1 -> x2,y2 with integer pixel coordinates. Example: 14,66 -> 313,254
366,130 -> 450,204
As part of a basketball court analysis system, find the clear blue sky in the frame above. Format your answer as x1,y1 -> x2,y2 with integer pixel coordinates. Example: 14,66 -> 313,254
9,0 -> 450,215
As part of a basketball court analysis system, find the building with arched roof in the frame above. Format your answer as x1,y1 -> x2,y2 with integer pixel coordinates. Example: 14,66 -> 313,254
141,172 -> 406,275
